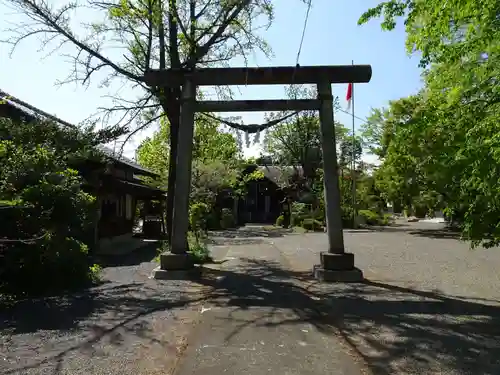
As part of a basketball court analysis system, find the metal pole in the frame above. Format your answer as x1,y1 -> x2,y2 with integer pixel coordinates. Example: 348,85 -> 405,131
351,60 -> 357,228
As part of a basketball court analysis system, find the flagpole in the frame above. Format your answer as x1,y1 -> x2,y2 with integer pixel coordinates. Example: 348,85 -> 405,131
351,59 -> 357,228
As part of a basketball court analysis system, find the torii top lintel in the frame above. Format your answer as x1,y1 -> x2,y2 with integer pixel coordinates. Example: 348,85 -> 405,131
143,65 -> 372,87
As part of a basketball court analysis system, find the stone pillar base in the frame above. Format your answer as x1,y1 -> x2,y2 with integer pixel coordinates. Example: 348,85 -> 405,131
151,266 -> 201,280
313,252 -> 364,283
160,252 -> 193,270
151,252 -> 199,280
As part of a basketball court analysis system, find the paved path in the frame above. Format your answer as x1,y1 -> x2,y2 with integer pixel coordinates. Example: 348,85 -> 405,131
177,224 -> 500,375
175,242 -> 369,375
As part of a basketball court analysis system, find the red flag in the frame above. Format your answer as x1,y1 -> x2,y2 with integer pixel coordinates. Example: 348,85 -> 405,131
346,83 -> 352,110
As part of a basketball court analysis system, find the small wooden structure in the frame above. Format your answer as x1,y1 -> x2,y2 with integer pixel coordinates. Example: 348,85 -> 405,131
237,165 -> 294,224
0,91 -> 166,254
81,152 -> 166,250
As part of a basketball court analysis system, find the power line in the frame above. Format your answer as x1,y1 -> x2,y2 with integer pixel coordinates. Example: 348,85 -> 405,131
293,0 -> 372,128
294,1 -> 371,131
296,0 -> 313,65
335,104 -> 369,124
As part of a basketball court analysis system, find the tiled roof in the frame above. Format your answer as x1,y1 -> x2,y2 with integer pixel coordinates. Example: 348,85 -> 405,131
257,165 -> 304,183
0,90 -> 157,177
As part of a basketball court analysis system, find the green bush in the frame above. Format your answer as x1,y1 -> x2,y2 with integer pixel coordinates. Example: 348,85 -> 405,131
291,214 -> 303,227
291,202 -> 308,217
189,202 -> 211,234
276,215 -> 284,226
220,208 -> 236,229
357,209 -> 392,226
187,233 -> 212,264
413,204 -> 428,219
341,205 -> 355,228
0,117 -> 122,296
291,202 -> 311,227
381,213 -> 393,225
311,206 -> 325,224
301,218 -> 323,231
358,209 -> 380,225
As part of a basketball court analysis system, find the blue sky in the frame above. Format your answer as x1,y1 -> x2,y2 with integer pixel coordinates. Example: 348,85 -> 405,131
0,0 -> 423,162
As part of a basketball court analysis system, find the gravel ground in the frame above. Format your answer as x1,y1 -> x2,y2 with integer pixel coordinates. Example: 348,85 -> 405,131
269,222 -> 500,375
0,245 -> 210,375
3,224 -> 499,375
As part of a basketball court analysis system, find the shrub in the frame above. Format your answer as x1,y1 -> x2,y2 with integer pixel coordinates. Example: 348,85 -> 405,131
291,202 -> 310,227
358,209 -> 380,225
276,215 -> 284,226
187,233 -> 212,264
357,209 -> 392,226
301,218 -> 323,231
341,205 -> 355,228
381,213 -> 393,225
291,215 -> 303,227
155,240 -> 170,260
88,264 -> 102,283
189,202 -> 210,236
0,117 -> 122,296
413,204 -> 428,219
291,202 -> 308,217
189,241 -> 211,264
311,206 -> 325,224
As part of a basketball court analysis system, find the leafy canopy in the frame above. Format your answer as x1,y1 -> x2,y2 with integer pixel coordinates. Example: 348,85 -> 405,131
360,0 -> 500,247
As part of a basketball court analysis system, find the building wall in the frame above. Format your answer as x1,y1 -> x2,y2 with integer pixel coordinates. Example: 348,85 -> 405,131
240,177 -> 283,224
93,164 -> 140,239
98,192 -> 137,239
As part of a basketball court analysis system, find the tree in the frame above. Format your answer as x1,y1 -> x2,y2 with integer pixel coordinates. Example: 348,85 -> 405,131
0,117 -> 120,295
190,160 -> 239,204
137,112 -> 241,209
137,113 -> 239,176
134,116 -> 171,185
364,94 -> 444,216
264,86 -> 348,187
192,114 -> 240,162
2,0 -> 285,243
359,0 -> 500,246
361,107 -> 392,158
339,135 -> 362,171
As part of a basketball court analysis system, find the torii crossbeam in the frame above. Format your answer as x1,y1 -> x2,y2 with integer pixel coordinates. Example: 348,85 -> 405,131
145,64 -> 372,283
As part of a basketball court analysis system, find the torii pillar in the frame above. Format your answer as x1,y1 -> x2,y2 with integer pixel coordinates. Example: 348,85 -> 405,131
314,79 -> 363,281
143,65 -> 372,281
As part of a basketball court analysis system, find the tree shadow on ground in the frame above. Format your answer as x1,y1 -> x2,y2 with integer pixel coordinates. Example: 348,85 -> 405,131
408,229 -> 462,240
356,223 -> 463,241
0,278 -> 209,374
209,227 -> 291,238
94,242 -> 160,267
207,227 -> 292,246
3,251 -> 499,375
195,258 -> 500,375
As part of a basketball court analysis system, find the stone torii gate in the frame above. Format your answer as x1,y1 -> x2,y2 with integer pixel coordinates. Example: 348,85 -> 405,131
144,64 -> 372,282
